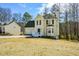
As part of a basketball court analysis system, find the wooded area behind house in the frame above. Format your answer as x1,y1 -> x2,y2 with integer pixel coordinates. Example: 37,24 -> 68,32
59,3 -> 79,40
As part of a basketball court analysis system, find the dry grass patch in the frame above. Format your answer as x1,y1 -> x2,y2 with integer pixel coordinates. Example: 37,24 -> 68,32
0,38 -> 79,56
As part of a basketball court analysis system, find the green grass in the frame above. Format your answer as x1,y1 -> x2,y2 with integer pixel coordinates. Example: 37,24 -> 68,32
0,38 -> 79,56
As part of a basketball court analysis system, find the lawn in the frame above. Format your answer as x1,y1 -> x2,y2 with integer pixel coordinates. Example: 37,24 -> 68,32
0,38 -> 79,56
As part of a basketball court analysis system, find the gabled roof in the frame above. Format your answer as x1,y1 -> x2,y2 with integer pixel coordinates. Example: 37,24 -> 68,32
35,14 -> 44,20
25,21 -> 35,27
0,20 -> 21,27
35,14 -> 57,21
17,22 -> 24,27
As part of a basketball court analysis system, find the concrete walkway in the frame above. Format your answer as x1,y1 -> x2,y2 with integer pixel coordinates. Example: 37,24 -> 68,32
0,35 -> 31,38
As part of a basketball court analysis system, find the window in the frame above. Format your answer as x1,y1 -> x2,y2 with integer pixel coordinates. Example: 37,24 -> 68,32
52,20 -> 54,24
37,21 -> 38,25
37,20 -> 41,25
46,20 -> 48,25
52,28 -> 53,33
48,30 -> 51,33
39,20 -> 41,25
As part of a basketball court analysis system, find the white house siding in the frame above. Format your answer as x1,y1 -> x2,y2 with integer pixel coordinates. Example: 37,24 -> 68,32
54,18 -> 59,38
46,18 -> 59,37
4,21 -> 21,35
25,27 -> 34,35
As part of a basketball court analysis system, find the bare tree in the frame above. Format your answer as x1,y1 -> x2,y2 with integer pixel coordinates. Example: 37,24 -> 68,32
0,7 -> 12,24
43,7 -> 48,19
12,13 -> 22,22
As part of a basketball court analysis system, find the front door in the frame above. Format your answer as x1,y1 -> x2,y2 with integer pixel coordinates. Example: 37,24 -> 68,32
37,28 -> 40,34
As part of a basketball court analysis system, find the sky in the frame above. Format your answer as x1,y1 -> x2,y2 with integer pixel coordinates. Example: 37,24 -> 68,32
0,3 -> 54,20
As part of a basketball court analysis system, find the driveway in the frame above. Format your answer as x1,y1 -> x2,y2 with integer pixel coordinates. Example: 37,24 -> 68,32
0,35 -> 31,38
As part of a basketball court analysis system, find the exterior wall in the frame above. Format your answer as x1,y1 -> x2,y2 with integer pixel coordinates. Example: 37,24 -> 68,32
46,18 -> 59,37
54,18 -> 59,38
25,27 -> 34,35
46,19 -> 54,37
54,11 -> 59,38
4,22 -> 21,35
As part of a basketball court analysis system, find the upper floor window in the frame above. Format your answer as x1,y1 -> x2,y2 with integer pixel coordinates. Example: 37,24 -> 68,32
52,28 -> 53,33
37,20 -> 41,25
39,20 -> 41,25
52,20 -> 54,24
37,21 -> 38,25
48,30 -> 51,33
46,20 -> 48,25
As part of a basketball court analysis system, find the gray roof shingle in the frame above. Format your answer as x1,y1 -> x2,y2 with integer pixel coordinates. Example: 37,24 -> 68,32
25,21 -> 35,27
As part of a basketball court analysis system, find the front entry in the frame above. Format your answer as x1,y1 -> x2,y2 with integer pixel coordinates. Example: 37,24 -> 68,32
37,28 -> 40,34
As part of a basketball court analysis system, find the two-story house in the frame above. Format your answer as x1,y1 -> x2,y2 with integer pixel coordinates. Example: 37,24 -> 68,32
25,14 -> 59,38
35,14 -> 59,38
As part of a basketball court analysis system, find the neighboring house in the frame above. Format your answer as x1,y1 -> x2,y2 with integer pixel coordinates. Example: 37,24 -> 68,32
25,14 -> 59,38
0,20 -> 22,35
